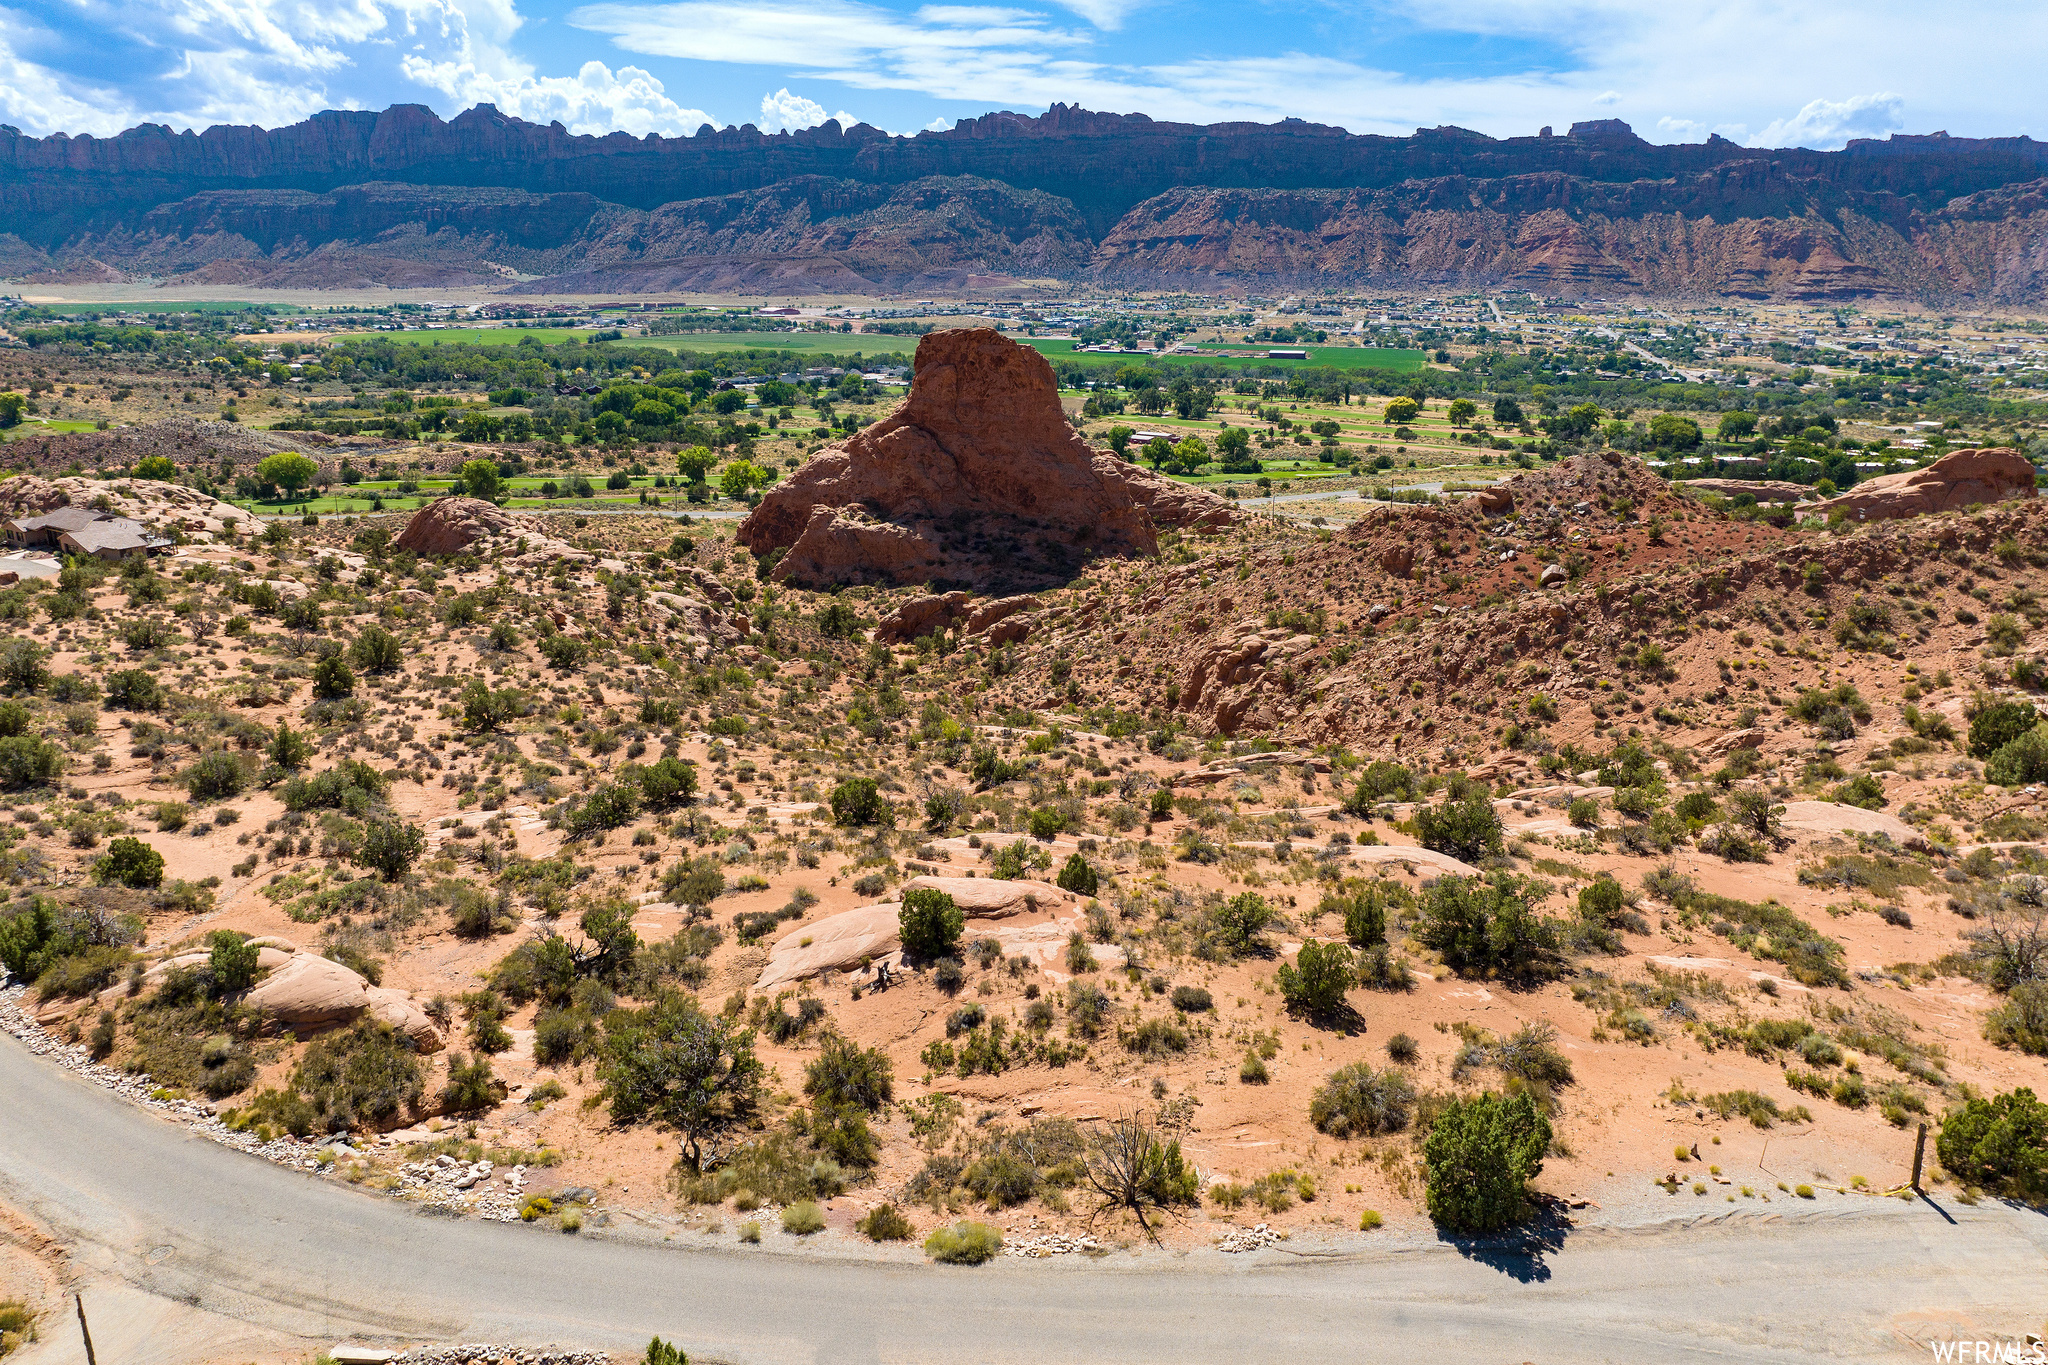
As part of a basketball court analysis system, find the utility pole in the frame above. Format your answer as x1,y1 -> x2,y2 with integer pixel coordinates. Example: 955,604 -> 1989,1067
74,1294 -> 97,1365
1912,1122 -> 1928,1193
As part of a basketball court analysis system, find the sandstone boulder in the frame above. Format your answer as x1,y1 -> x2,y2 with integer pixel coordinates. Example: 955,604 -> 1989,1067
877,591 -> 971,644
964,594 -> 1040,636
899,876 -> 1070,917
756,902 -> 904,992
244,953 -> 444,1052
1680,478 -> 1809,503
393,496 -> 521,555
1813,447 -> 2037,522
736,329 -> 1238,589
1777,799 -> 1928,850
755,879 -> 1081,990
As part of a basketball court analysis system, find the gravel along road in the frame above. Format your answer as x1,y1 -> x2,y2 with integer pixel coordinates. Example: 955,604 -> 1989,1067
2,1033 -> 2044,1364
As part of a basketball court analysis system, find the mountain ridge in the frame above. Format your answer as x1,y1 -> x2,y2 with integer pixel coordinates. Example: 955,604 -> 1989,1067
6,104 -> 2048,299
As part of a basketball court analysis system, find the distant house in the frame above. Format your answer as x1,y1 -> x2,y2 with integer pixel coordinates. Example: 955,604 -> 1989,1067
57,519 -> 171,560
3,505 -> 111,548
1266,349 -> 1308,360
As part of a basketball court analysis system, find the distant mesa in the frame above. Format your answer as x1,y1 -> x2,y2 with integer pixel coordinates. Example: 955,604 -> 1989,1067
736,328 -> 1238,591
4,104 -> 2048,299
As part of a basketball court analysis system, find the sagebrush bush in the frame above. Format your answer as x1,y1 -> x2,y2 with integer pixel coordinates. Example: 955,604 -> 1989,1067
1309,1062 -> 1416,1137
924,1220 -> 1003,1264
781,1201 -> 826,1235
858,1203 -> 914,1241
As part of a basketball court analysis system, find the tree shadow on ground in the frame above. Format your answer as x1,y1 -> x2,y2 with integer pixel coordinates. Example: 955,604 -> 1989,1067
1430,1196 -> 1573,1283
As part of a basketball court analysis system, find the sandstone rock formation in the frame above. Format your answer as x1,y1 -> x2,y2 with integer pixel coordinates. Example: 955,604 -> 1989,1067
392,496 -> 522,554
0,473 -> 244,543
755,876 -> 1084,991
35,940 -> 443,1051
876,591 -> 1043,644
1680,479 -> 1810,503
737,329 -> 1238,589
244,951 -> 444,1051
1813,447 -> 2037,522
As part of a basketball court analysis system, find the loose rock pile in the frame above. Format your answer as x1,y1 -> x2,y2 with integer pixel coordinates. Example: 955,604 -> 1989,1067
1216,1223 -> 1284,1253
1002,1232 -> 1105,1258
393,1346 -> 608,1365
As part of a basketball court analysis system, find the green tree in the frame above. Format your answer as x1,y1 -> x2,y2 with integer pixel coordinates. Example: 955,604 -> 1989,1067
349,625 -> 402,674
566,783 -> 639,837
263,719 -> 310,773
1323,880 -> 1390,946
830,776 -> 889,826
1417,872 -> 1562,983
1648,413 -> 1703,450
599,992 -> 764,1171
1717,411 -> 1758,440
718,460 -> 767,500
0,392 -> 24,428
255,452 -> 318,497
1416,790 -> 1504,863
1936,1087 -> 2047,1202
0,736 -> 63,789
899,887 -> 964,962
540,634 -> 585,671
1212,891 -> 1273,957
1277,940 -> 1355,1022
457,459 -> 504,500
1055,852 -> 1099,896
0,640 -> 49,693
631,756 -> 698,809
1971,701 -> 2039,758
311,653 -> 355,700
207,930 -> 261,993
92,836 -> 164,888
133,455 -> 178,480
183,750 -> 247,800
1446,398 -> 1477,427
1423,1091 -> 1552,1233
356,818 -> 427,881
1383,397 -> 1419,424
676,445 -> 716,481
1105,425 -> 1135,457
459,680 -> 521,733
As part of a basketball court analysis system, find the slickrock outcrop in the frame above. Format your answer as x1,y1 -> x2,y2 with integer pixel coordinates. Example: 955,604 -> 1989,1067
1680,478 -> 1810,503
1814,447 -> 2037,522
0,473 -> 243,542
736,329 -> 1237,589
392,496 -> 522,554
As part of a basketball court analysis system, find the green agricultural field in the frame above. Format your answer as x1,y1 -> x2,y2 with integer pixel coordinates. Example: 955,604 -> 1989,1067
19,301 -> 303,316
1029,340 -> 1426,374
335,327 -> 591,347
618,332 -> 920,357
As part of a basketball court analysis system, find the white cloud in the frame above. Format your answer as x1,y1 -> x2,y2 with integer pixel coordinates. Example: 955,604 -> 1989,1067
756,86 -> 858,133
1041,0 -> 1146,31
1749,92 -> 1904,149
572,0 -> 1086,73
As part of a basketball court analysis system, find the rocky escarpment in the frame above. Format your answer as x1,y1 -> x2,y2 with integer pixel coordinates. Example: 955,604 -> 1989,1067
736,328 -> 1237,590
1813,446 -> 2038,521
10,104 -> 2048,299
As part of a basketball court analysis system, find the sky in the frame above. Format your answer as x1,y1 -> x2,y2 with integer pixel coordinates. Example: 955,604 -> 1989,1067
0,0 -> 2041,150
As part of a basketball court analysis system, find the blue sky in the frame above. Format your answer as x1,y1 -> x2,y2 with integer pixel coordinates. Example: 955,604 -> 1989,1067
0,0 -> 2039,150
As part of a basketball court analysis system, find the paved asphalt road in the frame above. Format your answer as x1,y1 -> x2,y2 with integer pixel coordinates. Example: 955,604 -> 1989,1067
3,1033 -> 2045,1364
